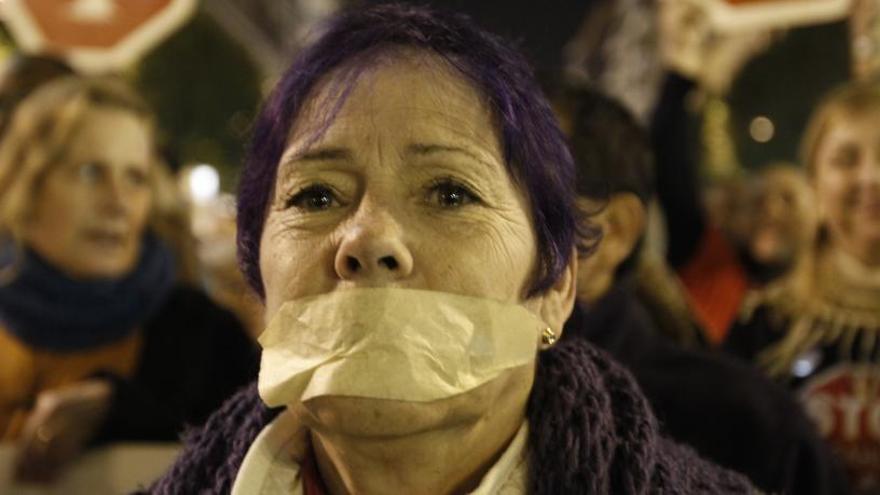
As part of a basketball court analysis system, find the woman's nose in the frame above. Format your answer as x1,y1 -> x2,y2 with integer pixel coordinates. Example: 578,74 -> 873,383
97,174 -> 129,216
334,207 -> 414,282
761,193 -> 786,218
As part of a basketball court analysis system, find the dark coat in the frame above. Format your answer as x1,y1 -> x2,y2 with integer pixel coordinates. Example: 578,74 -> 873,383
726,299 -> 880,494
564,281 -> 849,495
94,285 -> 259,443
144,338 -> 753,494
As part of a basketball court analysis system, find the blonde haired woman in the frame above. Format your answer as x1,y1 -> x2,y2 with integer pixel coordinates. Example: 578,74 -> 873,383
726,82 -> 880,494
0,76 -> 256,482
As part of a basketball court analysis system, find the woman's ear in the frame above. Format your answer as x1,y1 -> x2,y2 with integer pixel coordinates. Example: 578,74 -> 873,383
531,246 -> 578,336
604,193 -> 646,264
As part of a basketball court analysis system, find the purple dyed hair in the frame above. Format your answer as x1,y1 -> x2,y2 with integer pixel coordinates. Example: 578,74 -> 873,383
237,3 -> 588,298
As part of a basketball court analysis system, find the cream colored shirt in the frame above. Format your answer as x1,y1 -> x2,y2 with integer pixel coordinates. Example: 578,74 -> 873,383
231,409 -> 529,495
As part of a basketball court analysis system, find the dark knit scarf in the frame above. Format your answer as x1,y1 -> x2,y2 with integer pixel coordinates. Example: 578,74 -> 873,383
0,235 -> 176,351
144,340 -> 753,494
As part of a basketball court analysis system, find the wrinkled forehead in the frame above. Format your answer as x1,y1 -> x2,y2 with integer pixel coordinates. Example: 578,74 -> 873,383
286,49 -> 503,159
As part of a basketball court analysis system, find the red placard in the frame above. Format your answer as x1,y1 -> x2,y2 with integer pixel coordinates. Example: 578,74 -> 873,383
695,0 -> 851,32
2,0 -> 196,73
725,0 -> 792,4
24,0 -> 170,48
802,365 -> 880,492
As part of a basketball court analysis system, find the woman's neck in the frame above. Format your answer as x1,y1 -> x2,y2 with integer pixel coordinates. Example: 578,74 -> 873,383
303,378 -> 529,495
803,244 -> 880,314
830,242 -> 880,282
834,237 -> 880,269
312,417 -> 522,495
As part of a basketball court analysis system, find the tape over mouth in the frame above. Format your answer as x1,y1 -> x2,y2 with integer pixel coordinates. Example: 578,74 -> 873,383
258,288 -> 548,407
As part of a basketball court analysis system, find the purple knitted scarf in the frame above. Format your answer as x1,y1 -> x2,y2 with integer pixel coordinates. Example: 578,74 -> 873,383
144,340 -> 753,494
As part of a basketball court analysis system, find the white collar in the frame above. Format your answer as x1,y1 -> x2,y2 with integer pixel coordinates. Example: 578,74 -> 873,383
232,409 -> 529,495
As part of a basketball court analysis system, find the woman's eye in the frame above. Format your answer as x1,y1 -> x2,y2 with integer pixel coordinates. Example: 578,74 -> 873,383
831,146 -> 859,169
126,168 -> 149,187
77,162 -> 102,183
286,185 -> 339,211
428,180 -> 480,208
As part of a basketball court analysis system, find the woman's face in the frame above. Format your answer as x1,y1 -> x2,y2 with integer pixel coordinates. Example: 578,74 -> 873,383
259,55 -> 573,436
813,112 -> 880,264
747,168 -> 816,267
260,56 -> 550,317
24,107 -> 154,278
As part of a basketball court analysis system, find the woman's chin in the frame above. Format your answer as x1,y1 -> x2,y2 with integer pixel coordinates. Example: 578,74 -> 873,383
298,395 -> 483,439
296,368 -> 532,439
56,258 -> 134,280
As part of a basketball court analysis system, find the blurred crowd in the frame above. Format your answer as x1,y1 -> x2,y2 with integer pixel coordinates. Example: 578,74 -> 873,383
0,1 -> 878,494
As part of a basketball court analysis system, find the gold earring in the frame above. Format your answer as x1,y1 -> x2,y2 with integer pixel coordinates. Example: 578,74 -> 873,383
541,327 -> 557,347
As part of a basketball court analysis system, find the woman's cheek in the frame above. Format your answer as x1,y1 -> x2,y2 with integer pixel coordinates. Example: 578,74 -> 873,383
820,183 -> 859,246
260,220 -> 340,314
817,172 -> 843,217
421,213 -> 535,301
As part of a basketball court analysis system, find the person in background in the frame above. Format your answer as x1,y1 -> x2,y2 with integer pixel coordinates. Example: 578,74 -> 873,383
0,55 -> 74,138
146,5 -> 754,494
650,0 -> 801,345
0,76 -> 258,482
740,163 -> 818,284
725,81 -> 880,494
559,85 -> 848,494
698,164 -> 818,288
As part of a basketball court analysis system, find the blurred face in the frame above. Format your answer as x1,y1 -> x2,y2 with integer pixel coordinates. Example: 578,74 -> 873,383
574,194 -> 644,304
23,107 -> 153,278
747,168 -> 816,266
813,112 -> 880,265
259,55 -> 561,435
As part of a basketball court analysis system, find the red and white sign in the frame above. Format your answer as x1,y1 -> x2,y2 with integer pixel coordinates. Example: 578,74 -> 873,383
1,0 -> 197,73
802,364 -> 880,493
693,0 -> 852,32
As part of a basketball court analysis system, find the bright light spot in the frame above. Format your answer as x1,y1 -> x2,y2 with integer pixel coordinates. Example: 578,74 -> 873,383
749,116 -> 775,143
189,164 -> 220,204
791,349 -> 821,378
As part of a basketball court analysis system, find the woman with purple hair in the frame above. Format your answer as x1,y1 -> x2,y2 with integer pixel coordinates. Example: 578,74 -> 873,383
147,4 -> 754,494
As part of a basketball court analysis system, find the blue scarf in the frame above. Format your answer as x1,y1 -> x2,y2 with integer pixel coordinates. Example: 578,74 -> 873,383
0,235 -> 176,351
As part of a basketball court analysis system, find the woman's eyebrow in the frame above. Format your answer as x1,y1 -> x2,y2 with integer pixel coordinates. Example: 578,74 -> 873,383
407,143 -> 497,170
290,147 -> 352,163
276,147 -> 353,183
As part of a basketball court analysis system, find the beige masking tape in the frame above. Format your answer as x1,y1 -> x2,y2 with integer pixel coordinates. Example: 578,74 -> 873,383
258,288 -> 547,407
